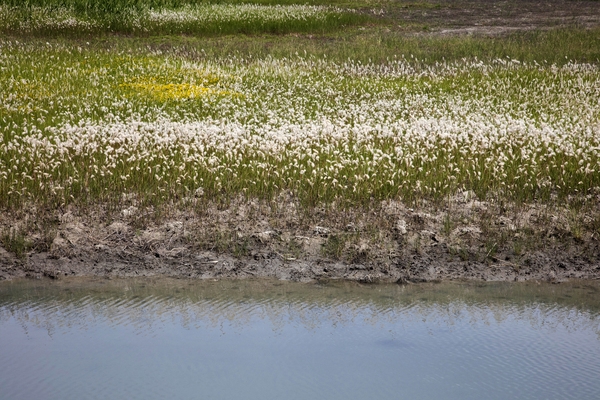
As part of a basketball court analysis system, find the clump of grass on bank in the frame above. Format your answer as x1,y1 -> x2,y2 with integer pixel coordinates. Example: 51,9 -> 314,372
0,228 -> 30,259
0,1 -> 367,35
1,40 -> 599,212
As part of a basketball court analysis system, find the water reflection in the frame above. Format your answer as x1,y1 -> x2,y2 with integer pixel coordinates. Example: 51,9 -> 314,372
1,278 -> 599,338
1,279 -> 600,400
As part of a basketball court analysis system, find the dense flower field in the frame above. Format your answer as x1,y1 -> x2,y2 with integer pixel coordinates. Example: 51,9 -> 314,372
1,40 -> 599,208
0,3 -> 360,34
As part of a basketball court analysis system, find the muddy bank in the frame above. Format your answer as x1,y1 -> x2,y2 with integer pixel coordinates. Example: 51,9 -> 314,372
1,193 -> 599,283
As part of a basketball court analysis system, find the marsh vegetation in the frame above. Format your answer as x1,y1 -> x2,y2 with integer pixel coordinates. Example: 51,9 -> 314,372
1,0 -> 599,278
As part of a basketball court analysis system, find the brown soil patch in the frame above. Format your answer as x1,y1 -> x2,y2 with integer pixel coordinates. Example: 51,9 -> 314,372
383,0 -> 600,34
1,194 -> 599,283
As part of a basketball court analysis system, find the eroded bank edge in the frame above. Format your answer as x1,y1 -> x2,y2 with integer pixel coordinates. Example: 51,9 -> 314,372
1,194 -> 599,283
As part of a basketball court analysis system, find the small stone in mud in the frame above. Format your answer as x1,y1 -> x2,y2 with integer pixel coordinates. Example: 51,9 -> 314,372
395,219 -> 407,235
121,206 -> 138,218
314,226 -> 330,236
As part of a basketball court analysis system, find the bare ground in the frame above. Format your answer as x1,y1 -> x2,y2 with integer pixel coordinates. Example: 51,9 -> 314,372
1,192 -> 599,283
382,0 -> 600,35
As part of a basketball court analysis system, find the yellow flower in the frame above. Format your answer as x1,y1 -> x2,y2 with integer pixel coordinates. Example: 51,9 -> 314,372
120,79 -> 240,101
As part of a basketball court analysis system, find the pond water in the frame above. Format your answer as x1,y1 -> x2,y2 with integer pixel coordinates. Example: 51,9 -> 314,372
1,278 -> 599,400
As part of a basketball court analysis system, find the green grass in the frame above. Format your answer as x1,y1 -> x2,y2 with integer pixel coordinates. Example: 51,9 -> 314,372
1,228 -> 31,258
62,26 -> 599,66
0,1 -> 369,35
1,0 -> 362,11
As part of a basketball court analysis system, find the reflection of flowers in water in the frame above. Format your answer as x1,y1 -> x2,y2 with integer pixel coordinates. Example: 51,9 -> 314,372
0,282 -> 599,339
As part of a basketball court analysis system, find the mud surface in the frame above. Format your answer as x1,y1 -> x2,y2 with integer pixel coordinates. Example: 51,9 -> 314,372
384,0 -> 600,35
1,192 -> 599,283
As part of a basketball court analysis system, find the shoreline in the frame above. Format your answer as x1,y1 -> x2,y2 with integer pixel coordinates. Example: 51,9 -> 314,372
2,195 -> 599,283
2,1 -> 600,285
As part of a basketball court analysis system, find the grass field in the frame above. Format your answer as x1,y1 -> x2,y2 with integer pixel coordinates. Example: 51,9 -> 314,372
1,0 -> 600,214
0,0 -> 368,35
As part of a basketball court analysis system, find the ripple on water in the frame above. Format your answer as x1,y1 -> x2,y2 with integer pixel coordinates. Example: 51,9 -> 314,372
0,279 -> 599,400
